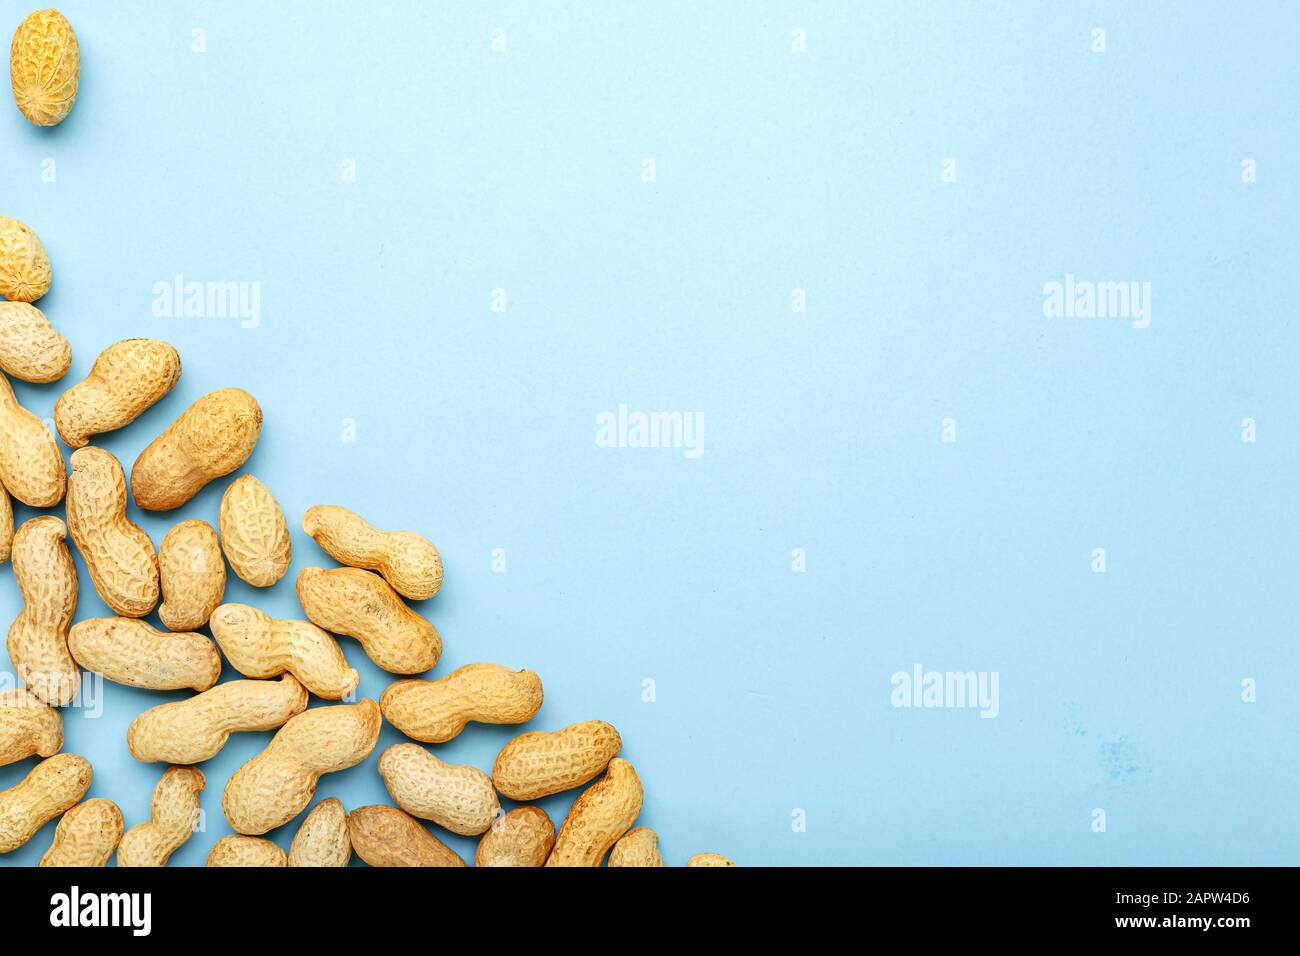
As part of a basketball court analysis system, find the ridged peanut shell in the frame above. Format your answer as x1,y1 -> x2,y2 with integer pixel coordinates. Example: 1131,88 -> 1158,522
381,663 -> 543,743
9,9 -> 79,127
0,217 -> 51,301
6,516 -> 79,705
116,766 -> 205,867
492,720 -> 622,801
288,797 -> 350,867
68,617 -> 220,692
0,688 -> 62,766
296,566 -> 440,674
0,372 -> 65,506
209,603 -> 359,700
545,758 -> 643,867
475,806 -> 555,867
219,474 -> 290,586
378,744 -> 500,836
609,826 -> 666,867
687,853 -> 737,867
0,485 -> 10,562
206,835 -> 288,867
38,798 -> 123,866
54,338 -> 181,447
302,505 -> 443,599
158,519 -> 225,631
347,805 -> 465,867
0,753 -> 92,853
0,302 -> 70,382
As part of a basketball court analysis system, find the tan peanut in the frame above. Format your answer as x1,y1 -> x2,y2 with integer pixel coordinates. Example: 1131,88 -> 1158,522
68,617 -> 220,692
0,753 -> 92,853
0,302 -> 71,382
288,797 -> 350,867
54,338 -> 181,447
209,603 -> 359,700
0,372 -> 65,506
492,720 -> 622,801
302,505 -> 442,600
6,516 -> 79,705
377,743 -> 499,836
296,566 -> 441,674
9,9 -> 79,126
223,699 -> 381,835
546,758 -> 643,867
0,216 -> 51,301
66,447 -> 159,617
116,766 -> 205,867
0,688 -> 62,766
609,826 -> 666,867
127,674 -> 308,764
205,835 -> 287,867
475,806 -> 555,868
130,387 -> 262,511
380,663 -> 543,743
0,485 -> 10,563
687,853 -> 736,867
157,520 -> 225,631
347,805 -> 465,868
219,474 -> 290,586
38,798 -> 123,867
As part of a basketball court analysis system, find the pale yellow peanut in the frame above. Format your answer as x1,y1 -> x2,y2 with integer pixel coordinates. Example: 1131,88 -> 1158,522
0,216 -> 51,301
492,720 -> 622,801
475,806 -> 555,868
288,797 -> 350,867
205,835 -> 287,867
54,338 -> 181,447
378,743 -> 499,836
209,603 -> 359,700
66,447 -> 159,617
38,798 -> 123,867
0,372 -> 65,506
545,758 -> 643,868
0,302 -> 71,382
687,853 -> 736,867
302,505 -> 442,600
6,516 -> 79,705
0,688 -> 62,766
0,753 -> 92,853
219,474 -> 290,586
347,805 -> 465,868
131,388 -> 262,511
9,9 -> 79,127
609,826 -> 666,867
127,674 -> 308,764
116,766 -> 205,867
0,485 -> 10,563
223,699 -> 381,835
381,663 -> 543,744
157,520 -> 225,631
296,566 -> 440,674
68,617 -> 220,692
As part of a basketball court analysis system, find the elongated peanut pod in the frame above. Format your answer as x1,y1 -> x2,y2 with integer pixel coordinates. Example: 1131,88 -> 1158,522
0,753 -> 93,853
0,217 -> 51,301
302,505 -> 442,600
475,806 -> 555,868
206,835 -> 287,867
288,798 -> 350,867
546,758 -> 643,868
10,10 -> 79,128
38,798 -> 123,867
116,766 -> 205,867
381,663 -> 543,744
609,826 -> 666,867
0,688 -> 63,766
68,617 -> 220,692
347,805 -> 465,867
54,338 -> 181,447
6,516 -> 79,705
0,485 -> 11,563
219,474 -> 290,586
0,372 -> 65,506
209,603 -> 359,700
0,302 -> 71,383
378,744 -> 500,836
687,852 -> 737,866
158,520 -> 225,631
492,720 -> 622,801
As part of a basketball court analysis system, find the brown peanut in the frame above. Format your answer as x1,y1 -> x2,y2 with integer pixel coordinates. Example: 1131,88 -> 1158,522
0,217 -> 51,301
302,505 -> 442,600
609,826 -> 666,867
54,338 -> 181,447
0,688 -> 62,766
0,372 -> 65,506
545,758 -> 643,867
68,617 -> 220,692
38,798 -> 123,867
380,663 -> 543,744
377,743 -> 500,836
0,485 -> 10,563
347,805 -> 465,868
687,853 -> 736,867
206,835 -> 287,867
6,516 -> 79,705
219,474 -> 291,586
157,520 -> 225,631
288,797 -> 350,867
475,806 -> 555,868
0,301 -> 71,382
10,9 -> 79,127
209,603 -> 359,700
492,720 -> 622,801
116,766 -> 205,867
0,753 -> 92,853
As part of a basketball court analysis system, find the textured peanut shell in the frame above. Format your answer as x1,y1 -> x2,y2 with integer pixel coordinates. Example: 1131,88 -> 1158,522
131,388 -> 262,511
219,474 -> 290,586
206,835 -> 288,867
347,805 -> 465,867
493,720 -> 622,801
0,485 -> 10,563
128,674 -> 309,764
609,826 -> 666,867
68,617 -> 220,692
378,744 -> 500,836
38,798 -> 123,867
9,9 -> 78,127
0,217 -> 51,302
0,753 -> 92,853
302,505 -> 443,600
381,663 -> 543,744
209,603 -> 359,700
545,758 -> 643,867
0,372 -> 65,506
475,806 -> 555,868
54,338 -> 181,447
66,447 -> 159,617
222,699 -> 381,835
296,566 -> 441,674
158,520 -> 225,631
687,853 -> 736,867
116,766 -> 205,867
6,516 -> 79,705
0,688 -> 63,766
0,302 -> 71,382
288,797 -> 350,867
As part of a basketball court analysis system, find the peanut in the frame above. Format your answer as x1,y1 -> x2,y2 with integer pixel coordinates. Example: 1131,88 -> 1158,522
68,617 -> 220,692
302,505 -> 442,600
9,9 -> 79,126
347,805 -> 465,868
377,743 -> 500,836
209,603 -> 359,700
475,806 -> 555,868
127,674 -> 308,764
54,338 -> 181,447
288,797 -> 350,867
130,387 -> 262,511
0,301 -> 71,382
116,766 -> 205,867
6,516 -> 79,705
492,720 -> 622,801
0,753 -> 92,853
157,519 -> 225,631
0,485 -> 10,562
222,699 -> 381,835
380,663 -> 543,743
205,835 -> 287,867
545,758 -> 642,867
609,826 -> 666,867
38,798 -> 123,867
0,688 -> 62,766
0,216 -> 51,301
0,372 -> 65,506
66,447 -> 160,617
687,853 -> 736,867
219,474 -> 291,586
296,566 -> 441,674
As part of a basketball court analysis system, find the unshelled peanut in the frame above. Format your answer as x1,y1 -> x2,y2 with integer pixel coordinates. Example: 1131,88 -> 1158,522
288,797 -> 350,867
9,9 -> 79,126
206,835 -> 287,867
475,806 -> 555,868
0,485 -> 10,562
687,853 -> 736,867
0,372 -> 65,506
157,519 -> 225,631
0,753 -> 92,853
302,505 -> 443,600
54,338 -> 181,447
68,617 -> 220,692
38,798 -> 123,867
7,516 -> 79,705
347,805 -> 465,868
378,743 -> 500,836
545,758 -> 643,867
0,216 -> 51,302
492,720 -> 622,801
219,474 -> 291,586
0,688 -> 62,766
381,663 -> 543,743
0,302 -> 71,382
116,766 -> 205,867
609,826 -> 666,867
209,603 -> 359,700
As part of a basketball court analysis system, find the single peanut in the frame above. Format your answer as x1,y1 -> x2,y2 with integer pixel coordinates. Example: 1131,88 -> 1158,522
205,835 -> 287,867
0,688 -> 62,766
609,826 -> 666,867
0,372 -> 65,506
6,516 -> 79,705
219,474 -> 290,586
116,766 -> 205,867
130,387 -> 262,511
492,720 -> 622,801
302,505 -> 442,600
475,806 -> 555,868
157,520 -> 225,631
380,663 -> 543,744
687,853 -> 736,867
38,798 -> 123,867
222,699 -> 381,835
0,753 -> 92,853
68,617 -> 220,692
9,9 -> 79,126
0,301 -> 71,382
0,216 -> 51,301
377,743 -> 499,836
347,805 -> 465,868
288,797 -> 350,867
545,758 -> 643,867
54,338 -> 181,447
296,566 -> 441,674
0,485 -> 10,562
209,603 -> 359,700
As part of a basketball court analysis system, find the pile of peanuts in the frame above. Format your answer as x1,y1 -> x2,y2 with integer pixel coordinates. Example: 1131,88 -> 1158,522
1,9 -> 734,868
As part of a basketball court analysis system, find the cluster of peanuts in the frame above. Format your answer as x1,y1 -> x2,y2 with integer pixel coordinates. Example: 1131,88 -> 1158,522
1,9 -> 734,868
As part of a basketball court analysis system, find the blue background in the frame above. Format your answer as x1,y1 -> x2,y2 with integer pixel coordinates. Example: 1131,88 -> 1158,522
3,0 -> 1298,866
